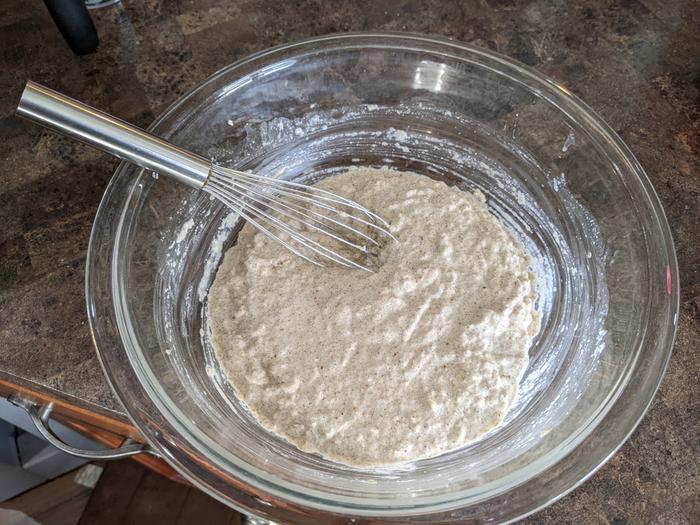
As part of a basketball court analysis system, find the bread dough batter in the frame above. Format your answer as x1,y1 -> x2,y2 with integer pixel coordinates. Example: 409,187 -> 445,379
207,167 -> 539,466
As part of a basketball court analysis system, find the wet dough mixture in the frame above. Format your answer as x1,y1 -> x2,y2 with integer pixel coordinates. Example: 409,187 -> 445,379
208,167 -> 539,467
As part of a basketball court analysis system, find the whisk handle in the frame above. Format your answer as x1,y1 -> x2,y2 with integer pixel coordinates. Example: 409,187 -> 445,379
16,81 -> 211,188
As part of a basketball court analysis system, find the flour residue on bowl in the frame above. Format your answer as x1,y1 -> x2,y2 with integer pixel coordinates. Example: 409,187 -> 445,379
206,167 -> 540,466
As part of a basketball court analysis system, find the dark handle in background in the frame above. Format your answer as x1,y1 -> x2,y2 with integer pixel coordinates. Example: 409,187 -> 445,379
43,0 -> 99,55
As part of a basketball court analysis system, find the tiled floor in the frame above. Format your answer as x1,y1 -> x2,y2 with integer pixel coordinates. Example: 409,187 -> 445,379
79,460 -> 242,525
1,461 -> 243,525
1,466 -> 93,525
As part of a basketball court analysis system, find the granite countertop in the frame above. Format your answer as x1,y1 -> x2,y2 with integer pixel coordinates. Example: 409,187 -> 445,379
1,0 -> 698,522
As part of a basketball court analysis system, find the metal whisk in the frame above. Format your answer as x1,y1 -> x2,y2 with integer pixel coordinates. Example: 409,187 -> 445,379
16,81 -> 394,271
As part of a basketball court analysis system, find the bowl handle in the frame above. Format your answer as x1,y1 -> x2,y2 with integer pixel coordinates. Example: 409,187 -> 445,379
8,395 -> 160,460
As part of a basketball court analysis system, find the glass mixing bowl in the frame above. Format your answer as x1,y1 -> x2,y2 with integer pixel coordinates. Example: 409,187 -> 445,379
86,33 -> 678,523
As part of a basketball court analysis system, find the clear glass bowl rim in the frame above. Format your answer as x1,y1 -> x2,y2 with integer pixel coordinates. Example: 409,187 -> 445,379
86,32 -> 680,522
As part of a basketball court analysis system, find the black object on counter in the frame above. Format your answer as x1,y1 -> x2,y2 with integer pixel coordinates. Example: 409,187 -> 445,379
43,0 -> 99,55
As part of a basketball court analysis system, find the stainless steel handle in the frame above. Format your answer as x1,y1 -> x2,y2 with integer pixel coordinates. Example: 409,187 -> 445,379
16,80 -> 210,188
8,395 -> 160,460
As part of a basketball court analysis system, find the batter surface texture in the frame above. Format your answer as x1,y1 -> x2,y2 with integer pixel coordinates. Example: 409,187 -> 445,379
207,167 -> 539,466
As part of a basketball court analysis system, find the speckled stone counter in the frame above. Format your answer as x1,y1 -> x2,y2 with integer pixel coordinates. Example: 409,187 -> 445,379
0,1 -> 697,522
